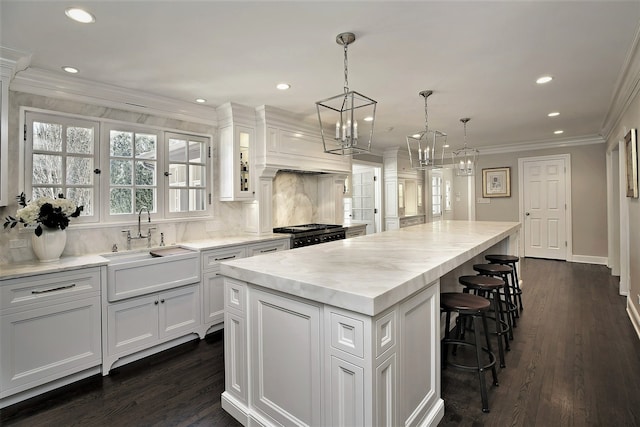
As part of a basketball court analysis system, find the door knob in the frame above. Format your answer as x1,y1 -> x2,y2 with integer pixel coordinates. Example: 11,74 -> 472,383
525,212 -> 530,216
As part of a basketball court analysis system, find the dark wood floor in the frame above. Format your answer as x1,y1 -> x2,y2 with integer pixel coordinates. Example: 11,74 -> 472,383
1,258 -> 639,426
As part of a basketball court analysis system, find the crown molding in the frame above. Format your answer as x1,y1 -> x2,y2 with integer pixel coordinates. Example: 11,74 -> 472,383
10,67 -> 218,126
601,22 -> 640,140
477,134 -> 605,155
0,46 -> 31,79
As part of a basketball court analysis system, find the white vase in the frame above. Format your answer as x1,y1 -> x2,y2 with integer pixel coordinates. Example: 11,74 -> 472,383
32,228 -> 67,262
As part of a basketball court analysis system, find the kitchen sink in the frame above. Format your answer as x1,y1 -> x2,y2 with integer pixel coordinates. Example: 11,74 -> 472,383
104,247 -> 200,302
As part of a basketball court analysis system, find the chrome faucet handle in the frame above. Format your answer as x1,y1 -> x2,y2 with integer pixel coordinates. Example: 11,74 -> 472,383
146,227 -> 157,247
160,232 -> 165,247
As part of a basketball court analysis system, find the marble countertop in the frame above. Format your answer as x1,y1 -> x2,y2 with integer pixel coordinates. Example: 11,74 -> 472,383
220,220 -> 520,316
0,255 -> 110,281
0,234 -> 291,280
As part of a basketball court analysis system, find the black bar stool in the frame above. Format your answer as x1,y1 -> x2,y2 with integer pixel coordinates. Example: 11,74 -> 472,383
473,263 -> 517,338
458,275 -> 510,368
485,254 -> 523,312
441,292 -> 499,413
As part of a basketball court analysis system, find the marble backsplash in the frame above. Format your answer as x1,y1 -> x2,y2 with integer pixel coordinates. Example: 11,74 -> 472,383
272,171 -> 319,227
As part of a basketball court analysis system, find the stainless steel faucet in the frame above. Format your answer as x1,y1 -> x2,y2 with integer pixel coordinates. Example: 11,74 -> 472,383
122,207 -> 156,249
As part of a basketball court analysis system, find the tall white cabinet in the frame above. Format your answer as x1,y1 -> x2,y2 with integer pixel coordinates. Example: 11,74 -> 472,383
218,103 -> 256,201
383,148 -> 426,230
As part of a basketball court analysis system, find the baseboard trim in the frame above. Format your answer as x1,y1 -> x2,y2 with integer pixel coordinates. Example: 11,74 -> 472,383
571,255 -> 608,265
627,298 -> 640,341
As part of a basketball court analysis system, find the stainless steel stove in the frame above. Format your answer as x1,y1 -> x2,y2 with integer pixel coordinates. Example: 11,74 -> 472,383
273,223 -> 346,249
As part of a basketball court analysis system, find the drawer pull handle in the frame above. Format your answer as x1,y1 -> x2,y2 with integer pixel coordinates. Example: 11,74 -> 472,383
215,255 -> 236,261
260,248 -> 278,253
32,284 -> 76,294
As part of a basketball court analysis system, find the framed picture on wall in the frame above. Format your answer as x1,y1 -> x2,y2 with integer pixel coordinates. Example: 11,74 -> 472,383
625,128 -> 638,198
482,167 -> 511,198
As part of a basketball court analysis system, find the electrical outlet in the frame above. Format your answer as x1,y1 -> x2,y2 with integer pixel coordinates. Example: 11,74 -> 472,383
9,239 -> 28,249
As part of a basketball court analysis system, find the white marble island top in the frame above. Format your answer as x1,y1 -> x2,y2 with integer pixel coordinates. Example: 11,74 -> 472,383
220,220 -> 520,316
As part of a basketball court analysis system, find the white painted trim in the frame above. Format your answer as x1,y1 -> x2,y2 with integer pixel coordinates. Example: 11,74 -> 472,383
571,255 -> 608,266
480,135 -> 604,155
627,298 -> 640,342
518,154 -> 572,261
619,140 -> 631,296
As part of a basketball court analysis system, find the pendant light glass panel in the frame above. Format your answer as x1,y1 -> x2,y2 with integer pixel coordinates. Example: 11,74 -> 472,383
407,129 -> 447,170
452,117 -> 479,176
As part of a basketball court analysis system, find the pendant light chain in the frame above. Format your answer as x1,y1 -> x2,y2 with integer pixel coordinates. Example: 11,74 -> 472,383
424,93 -> 429,135
343,42 -> 349,94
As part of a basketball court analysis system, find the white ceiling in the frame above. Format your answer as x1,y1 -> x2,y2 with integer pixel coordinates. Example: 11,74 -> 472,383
1,1 -> 639,154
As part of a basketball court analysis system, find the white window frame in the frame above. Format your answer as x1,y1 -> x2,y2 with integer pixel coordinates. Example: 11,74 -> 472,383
21,108 -> 212,225
24,111 -> 100,224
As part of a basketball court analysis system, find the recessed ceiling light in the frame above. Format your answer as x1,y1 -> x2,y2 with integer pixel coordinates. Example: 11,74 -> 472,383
195,98 -> 206,103
554,130 -> 564,135
276,83 -> 290,90
64,7 -> 95,23
412,133 -> 421,138
548,112 -> 560,117
62,66 -> 79,74
443,144 -> 450,148
536,75 -> 553,84
363,116 -> 374,122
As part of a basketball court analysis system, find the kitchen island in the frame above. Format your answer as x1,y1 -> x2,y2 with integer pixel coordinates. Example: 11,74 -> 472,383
219,220 -> 520,427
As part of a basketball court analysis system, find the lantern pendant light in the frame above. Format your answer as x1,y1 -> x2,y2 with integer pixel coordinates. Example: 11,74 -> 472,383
316,32 -> 377,156
406,90 -> 446,170
452,117 -> 479,176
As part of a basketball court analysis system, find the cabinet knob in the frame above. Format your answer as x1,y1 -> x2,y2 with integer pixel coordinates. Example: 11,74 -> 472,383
154,300 -> 159,305
160,299 -> 165,304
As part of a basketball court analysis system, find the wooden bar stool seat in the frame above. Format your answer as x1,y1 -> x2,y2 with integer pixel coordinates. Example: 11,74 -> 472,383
473,263 -> 517,337
459,275 -> 510,368
441,292 -> 498,413
485,254 -> 523,312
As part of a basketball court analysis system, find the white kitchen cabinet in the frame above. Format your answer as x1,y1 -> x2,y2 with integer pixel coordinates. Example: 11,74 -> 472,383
345,224 -> 367,238
202,245 -> 247,332
0,267 -> 102,406
221,278 -> 442,427
218,103 -> 256,201
104,283 -> 200,373
384,148 -> 425,230
201,239 -> 289,333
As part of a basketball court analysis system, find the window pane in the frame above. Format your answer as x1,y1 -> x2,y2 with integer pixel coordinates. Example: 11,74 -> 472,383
110,131 -> 133,157
67,188 -> 93,216
33,154 -> 62,184
33,122 -> 62,152
189,140 -> 205,162
67,157 -> 93,185
32,187 -> 62,200
67,126 -> 93,154
135,160 -> 156,186
169,189 -> 188,212
190,189 -> 206,211
189,165 -> 205,187
168,138 -> 187,162
110,188 -> 132,214
135,133 -> 157,160
169,164 -> 187,186
110,159 -> 133,185
135,189 -> 155,213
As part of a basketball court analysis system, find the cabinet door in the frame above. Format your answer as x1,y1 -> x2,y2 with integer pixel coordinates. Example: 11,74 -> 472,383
107,294 -> 159,356
246,239 -> 289,257
219,124 -> 254,201
1,296 -> 101,397
203,270 -> 224,326
158,284 -> 200,339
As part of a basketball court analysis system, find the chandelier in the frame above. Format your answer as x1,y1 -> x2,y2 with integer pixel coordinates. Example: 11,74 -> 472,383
452,117 -> 479,176
406,90 -> 446,170
316,32 -> 377,156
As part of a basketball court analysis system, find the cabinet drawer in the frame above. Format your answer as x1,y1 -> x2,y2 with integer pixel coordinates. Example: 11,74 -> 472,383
202,246 -> 246,272
0,268 -> 100,311
246,239 -> 289,257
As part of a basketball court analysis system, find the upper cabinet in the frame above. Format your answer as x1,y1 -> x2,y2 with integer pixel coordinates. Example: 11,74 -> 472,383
0,48 -> 29,207
217,103 -> 256,201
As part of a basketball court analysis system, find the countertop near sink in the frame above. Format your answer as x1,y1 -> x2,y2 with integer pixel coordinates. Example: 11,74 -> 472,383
0,255 -> 109,281
179,233 -> 290,251
0,234 -> 291,281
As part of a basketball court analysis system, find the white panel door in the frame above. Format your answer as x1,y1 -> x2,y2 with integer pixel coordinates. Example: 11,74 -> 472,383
352,170 -> 376,234
523,157 -> 567,259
